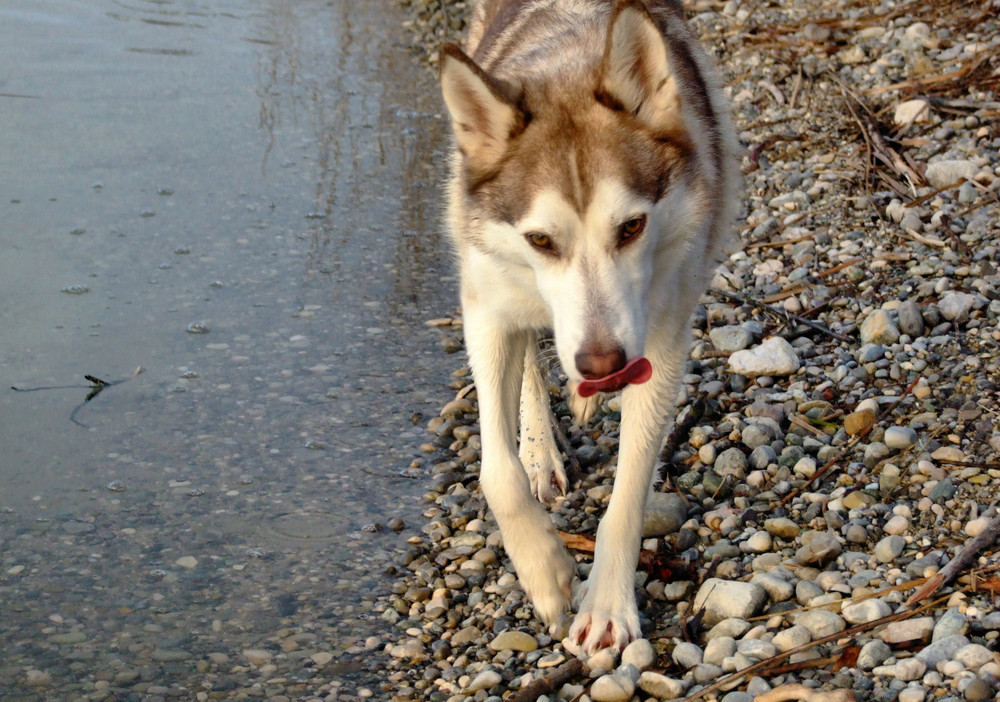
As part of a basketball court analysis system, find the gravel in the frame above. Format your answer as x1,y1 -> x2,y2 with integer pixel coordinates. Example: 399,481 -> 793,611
382,0 -> 1000,699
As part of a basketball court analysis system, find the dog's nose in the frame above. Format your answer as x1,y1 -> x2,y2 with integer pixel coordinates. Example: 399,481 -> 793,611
575,346 -> 627,379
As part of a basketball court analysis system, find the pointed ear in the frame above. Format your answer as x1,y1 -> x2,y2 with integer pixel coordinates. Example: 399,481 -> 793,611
440,44 -> 524,178
598,0 -> 683,134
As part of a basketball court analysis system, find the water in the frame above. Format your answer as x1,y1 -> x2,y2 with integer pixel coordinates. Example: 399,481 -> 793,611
0,0 -> 457,696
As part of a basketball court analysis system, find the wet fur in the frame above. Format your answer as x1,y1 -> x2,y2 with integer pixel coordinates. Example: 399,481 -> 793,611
440,0 -> 740,655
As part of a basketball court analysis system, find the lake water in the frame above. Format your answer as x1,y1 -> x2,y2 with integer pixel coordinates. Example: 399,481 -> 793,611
0,0 -> 457,696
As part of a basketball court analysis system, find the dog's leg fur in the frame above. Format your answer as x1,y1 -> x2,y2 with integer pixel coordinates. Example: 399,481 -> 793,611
463,299 -> 575,624
519,333 -> 568,502
569,324 -> 689,654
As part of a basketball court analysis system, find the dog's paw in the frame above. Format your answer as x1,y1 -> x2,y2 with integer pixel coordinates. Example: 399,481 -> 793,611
567,382 -> 602,425
505,526 -> 575,624
567,586 -> 640,656
524,446 -> 568,503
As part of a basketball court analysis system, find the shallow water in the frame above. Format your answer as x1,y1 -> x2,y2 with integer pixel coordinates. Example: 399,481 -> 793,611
0,0 -> 455,696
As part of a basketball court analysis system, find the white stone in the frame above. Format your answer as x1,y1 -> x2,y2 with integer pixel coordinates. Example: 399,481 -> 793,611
671,642 -> 704,669
621,638 -> 655,671
772,625 -> 811,652
893,99 -> 931,127
842,598 -> 891,625
709,326 -> 754,353
727,337 -> 800,377
925,160 -> 979,189
638,671 -> 685,699
938,291 -> 977,322
884,426 -> 918,450
693,579 -> 768,625
954,643 -> 994,669
884,515 -> 910,535
793,610 -> 846,639
467,670 -> 501,692
175,556 -> 198,569
590,673 -> 635,702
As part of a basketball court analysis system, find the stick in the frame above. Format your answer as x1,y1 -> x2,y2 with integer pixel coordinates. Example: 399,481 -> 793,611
508,658 -> 588,702
905,512 -> 1000,607
709,288 -> 851,342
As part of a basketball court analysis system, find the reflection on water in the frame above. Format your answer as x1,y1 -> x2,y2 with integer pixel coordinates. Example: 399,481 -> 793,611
0,0 -> 455,696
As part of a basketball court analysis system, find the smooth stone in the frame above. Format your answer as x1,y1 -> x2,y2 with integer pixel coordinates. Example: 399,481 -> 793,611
844,408 -> 876,436
638,672 -> 685,700
714,447 -> 748,479
590,673 -> 635,702
939,291 -> 977,322
764,517 -> 800,539
895,658 -> 927,681
795,531 -> 842,565
538,651 -> 566,668
175,556 -> 198,569
925,159 -> 978,189
704,637 -> 737,666
933,609 -> 968,641
894,98 -> 931,126
772,625 -> 811,652
916,634 -> 969,667
621,638 -> 655,671
884,515 -> 909,535
955,643 -> 994,669
842,598 -> 891,624
737,639 -> 776,660
874,535 -> 906,563
858,640 -> 892,670
642,492 -> 688,537
710,326 -> 754,353
750,572 -> 794,602
860,309 -> 900,345
881,617 -> 935,644
745,531 -> 773,554
897,299 -> 925,337
693,579 -> 768,625
451,626 -> 482,646
706,618 -> 751,640
884,426 -> 918,449
728,337 -> 800,377
793,610 -> 846,639
243,649 -> 273,665
963,678 -> 993,702
468,670 -> 502,692
672,642 -> 704,669
488,630 -> 538,652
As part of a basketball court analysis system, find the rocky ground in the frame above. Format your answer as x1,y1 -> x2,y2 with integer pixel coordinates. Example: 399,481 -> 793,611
377,0 -> 1000,701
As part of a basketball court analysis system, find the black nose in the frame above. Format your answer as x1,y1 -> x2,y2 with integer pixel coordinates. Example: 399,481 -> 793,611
575,346 -> 627,379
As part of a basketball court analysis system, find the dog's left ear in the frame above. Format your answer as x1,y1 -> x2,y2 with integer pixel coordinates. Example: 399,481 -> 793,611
598,0 -> 684,135
440,44 -> 525,178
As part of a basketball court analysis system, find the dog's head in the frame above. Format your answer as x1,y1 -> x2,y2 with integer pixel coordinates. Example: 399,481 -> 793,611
441,0 -> 731,384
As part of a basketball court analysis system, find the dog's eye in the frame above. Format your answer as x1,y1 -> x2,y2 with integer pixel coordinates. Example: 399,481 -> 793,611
525,231 -> 556,253
617,215 -> 647,246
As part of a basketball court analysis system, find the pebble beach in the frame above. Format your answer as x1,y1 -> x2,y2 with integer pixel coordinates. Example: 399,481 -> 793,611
378,0 -> 1000,701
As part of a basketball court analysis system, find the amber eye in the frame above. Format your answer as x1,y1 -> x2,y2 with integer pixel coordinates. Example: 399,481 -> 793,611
617,215 -> 647,246
525,231 -> 556,253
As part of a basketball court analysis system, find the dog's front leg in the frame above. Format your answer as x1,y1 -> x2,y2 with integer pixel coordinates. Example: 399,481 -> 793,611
519,332 -> 568,502
569,329 -> 688,655
464,306 -> 574,625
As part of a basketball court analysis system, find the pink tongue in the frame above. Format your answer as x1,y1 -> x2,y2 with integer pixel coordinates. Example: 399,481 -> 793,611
577,357 -> 652,398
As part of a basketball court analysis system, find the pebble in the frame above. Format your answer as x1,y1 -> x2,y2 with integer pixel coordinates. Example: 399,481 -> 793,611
842,598 -> 891,624
693,579 -> 768,625
873,534 -> 906,563
917,635 -> 970,667
793,610 -> 846,639
727,337 -> 800,376
467,669 -> 501,692
590,673 -> 635,702
882,617 -> 935,644
639,672 -> 685,700
642,492 -> 688,537
924,159 -> 979,189
710,326 -> 754,352
488,630 -> 538,652
884,426 -> 918,449
621,638 -> 655,670
794,531 -> 842,565
858,640 -> 892,670
672,642 -> 704,669
860,309 -> 900,345
939,291 -> 977,322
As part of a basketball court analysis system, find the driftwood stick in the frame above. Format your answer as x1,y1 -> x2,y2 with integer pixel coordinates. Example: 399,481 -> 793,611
905,511 -> 1000,607
508,658 -> 588,702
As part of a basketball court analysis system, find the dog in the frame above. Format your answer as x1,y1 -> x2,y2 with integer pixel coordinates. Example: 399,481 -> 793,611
439,0 -> 740,655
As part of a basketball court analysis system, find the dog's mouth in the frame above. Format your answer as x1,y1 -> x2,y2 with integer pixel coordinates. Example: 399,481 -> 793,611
576,357 -> 652,397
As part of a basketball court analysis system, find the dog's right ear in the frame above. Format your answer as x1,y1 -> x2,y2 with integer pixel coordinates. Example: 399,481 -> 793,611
440,44 -> 523,177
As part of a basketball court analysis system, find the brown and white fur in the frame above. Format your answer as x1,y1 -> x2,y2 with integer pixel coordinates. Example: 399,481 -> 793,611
440,0 -> 740,655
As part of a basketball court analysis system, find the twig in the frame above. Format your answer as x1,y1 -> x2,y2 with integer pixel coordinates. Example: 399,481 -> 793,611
709,288 -> 851,342
658,393 -> 708,482
905,511 -> 1000,607
508,658 -> 588,702
755,684 -> 855,702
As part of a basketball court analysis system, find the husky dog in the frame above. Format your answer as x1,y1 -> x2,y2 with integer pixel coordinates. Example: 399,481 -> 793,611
439,0 -> 740,654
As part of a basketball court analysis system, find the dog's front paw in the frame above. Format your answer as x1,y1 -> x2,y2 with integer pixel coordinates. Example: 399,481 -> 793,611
567,586 -> 640,656
524,445 -> 568,503
505,525 -> 575,624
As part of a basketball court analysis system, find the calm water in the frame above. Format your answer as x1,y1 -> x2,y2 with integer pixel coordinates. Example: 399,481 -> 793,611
0,0 -> 456,696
